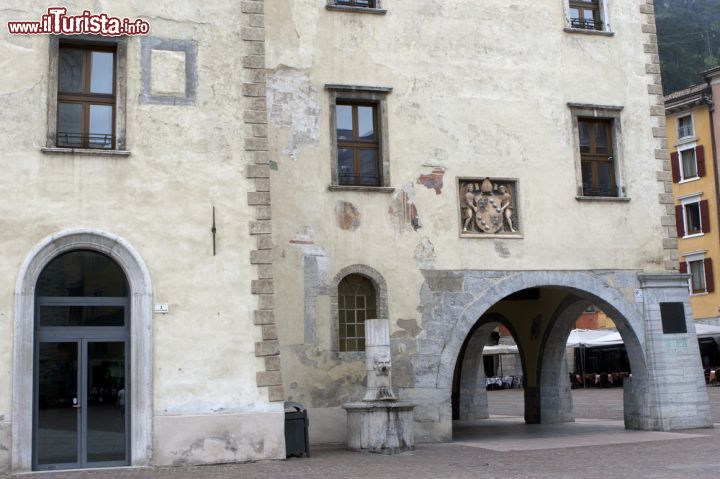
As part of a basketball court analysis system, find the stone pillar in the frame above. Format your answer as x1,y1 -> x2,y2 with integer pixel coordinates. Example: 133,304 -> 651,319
457,327 -> 489,420
363,319 -> 396,401
637,274 -> 712,430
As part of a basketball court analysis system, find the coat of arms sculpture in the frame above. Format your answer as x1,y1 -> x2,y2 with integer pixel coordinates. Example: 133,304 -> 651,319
459,178 -> 519,236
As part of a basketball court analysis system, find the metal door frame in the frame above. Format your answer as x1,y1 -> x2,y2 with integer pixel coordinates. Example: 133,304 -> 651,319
32,296 -> 130,471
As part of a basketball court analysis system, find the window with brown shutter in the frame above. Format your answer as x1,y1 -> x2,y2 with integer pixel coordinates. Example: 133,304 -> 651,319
700,199 -> 711,233
671,151 -> 680,183
696,145 -> 706,177
676,204 -> 685,237
704,258 -> 714,293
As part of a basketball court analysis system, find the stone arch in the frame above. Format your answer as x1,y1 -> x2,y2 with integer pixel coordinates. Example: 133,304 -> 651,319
329,264 -> 389,351
436,271 -> 645,392
538,292 -> 648,427
454,313 -> 528,421
12,228 -> 153,472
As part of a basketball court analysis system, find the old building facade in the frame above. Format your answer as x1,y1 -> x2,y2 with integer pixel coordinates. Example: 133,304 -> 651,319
1,0 -> 283,472
266,0 -> 711,444
665,67 -> 720,325
0,0 -> 713,473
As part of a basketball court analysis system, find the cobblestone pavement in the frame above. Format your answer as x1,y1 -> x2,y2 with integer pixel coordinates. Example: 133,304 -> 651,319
7,388 -> 720,479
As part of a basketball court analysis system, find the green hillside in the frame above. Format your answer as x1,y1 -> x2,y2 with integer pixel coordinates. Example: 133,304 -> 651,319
656,0 -> 720,94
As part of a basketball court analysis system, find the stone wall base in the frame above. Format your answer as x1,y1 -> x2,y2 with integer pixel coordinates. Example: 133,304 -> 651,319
0,422 -> 10,473
153,411 -> 285,466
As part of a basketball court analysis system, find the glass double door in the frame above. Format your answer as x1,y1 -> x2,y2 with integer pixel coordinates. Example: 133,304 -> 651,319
34,338 -> 128,470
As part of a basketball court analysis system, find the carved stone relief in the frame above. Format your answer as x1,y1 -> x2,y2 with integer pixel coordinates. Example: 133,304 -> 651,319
459,177 -> 520,236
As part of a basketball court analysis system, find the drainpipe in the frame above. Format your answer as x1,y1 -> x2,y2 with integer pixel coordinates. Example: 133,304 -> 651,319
705,80 -> 720,305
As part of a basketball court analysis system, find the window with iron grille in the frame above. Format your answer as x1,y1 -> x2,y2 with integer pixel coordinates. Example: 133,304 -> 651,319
338,274 -> 377,352
57,44 -> 116,149
568,0 -> 603,31
336,102 -> 381,186
578,118 -> 616,197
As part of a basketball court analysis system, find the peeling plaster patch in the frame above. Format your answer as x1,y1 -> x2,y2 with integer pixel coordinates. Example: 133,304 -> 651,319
389,182 -> 421,233
494,240 -> 511,258
415,237 -> 437,269
392,318 -> 423,338
335,200 -> 361,231
267,68 -> 320,158
290,228 -> 328,344
417,168 -> 446,195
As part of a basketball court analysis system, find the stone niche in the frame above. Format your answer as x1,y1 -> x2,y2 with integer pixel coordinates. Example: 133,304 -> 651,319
458,177 -> 520,237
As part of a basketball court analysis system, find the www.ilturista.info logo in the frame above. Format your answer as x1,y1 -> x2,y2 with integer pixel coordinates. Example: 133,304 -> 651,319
7,7 -> 150,36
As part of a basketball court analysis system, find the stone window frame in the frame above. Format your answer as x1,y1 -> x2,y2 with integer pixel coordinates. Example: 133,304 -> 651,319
568,103 -> 629,202
326,84 -> 394,193
330,264 -> 389,356
326,0 -> 387,15
563,0 -> 614,36
43,36 -> 129,157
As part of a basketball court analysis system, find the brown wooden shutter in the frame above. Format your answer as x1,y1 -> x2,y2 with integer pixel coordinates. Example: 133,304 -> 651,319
704,258 -> 714,293
679,261 -> 687,274
675,204 -> 685,237
696,145 -> 706,177
701,199 -> 711,233
671,151 -> 680,182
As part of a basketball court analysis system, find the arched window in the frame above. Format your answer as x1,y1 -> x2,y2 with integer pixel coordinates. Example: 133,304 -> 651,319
338,274 -> 377,352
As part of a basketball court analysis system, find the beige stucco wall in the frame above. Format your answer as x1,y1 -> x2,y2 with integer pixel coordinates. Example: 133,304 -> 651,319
0,0 -> 282,470
265,0 -> 668,438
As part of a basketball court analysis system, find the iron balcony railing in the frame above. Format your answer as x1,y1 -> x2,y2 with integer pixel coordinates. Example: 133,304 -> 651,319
570,18 -> 603,31
57,132 -> 114,150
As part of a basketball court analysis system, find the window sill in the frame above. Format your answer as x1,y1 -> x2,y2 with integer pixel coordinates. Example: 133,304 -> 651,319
460,233 -> 524,240
679,176 -> 700,184
575,196 -> 630,202
563,27 -> 614,37
683,233 -> 705,239
676,136 -> 697,147
326,5 -> 387,15
334,351 -> 365,360
690,291 -> 709,297
329,185 -> 395,193
42,147 -> 131,157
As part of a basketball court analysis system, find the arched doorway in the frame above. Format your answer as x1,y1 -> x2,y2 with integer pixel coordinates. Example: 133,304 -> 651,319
33,250 -> 130,470
12,229 -> 152,473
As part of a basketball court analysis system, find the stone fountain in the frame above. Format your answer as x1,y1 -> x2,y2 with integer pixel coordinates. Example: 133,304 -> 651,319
343,319 -> 416,454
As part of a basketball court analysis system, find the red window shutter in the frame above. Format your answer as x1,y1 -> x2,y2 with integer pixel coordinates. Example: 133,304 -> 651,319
704,258 -> 714,293
696,145 -> 706,177
679,261 -> 687,274
671,151 -> 680,182
675,204 -> 685,237
701,199 -> 711,233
